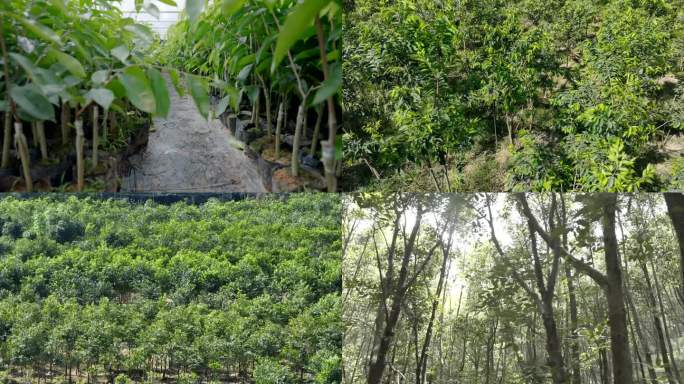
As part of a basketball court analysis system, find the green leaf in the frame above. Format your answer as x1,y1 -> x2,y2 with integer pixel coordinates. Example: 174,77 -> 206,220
157,0 -> 177,5
86,88 -> 115,110
49,49 -> 86,78
272,0 -> 328,72
237,64 -> 253,83
312,62 -> 340,105
187,74 -> 210,119
169,69 -> 185,96
125,24 -> 154,46
221,0 -> 247,16
91,70 -> 109,85
119,66 -> 156,113
106,78 -> 127,99
147,68 -> 170,118
225,86 -> 241,111
10,84 -> 55,121
144,2 -> 160,19
111,45 -> 130,63
215,95 -> 230,117
186,0 -> 205,26
18,17 -> 62,46
245,85 -> 259,104
9,53 -> 38,82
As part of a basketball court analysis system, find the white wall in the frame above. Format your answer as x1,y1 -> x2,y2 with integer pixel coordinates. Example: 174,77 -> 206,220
118,0 -> 186,37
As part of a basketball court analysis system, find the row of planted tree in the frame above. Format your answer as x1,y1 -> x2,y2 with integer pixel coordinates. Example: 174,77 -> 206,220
0,194 -> 342,383
0,0 -> 169,191
158,0 -> 342,192
344,193 -> 684,384
1,0 -> 341,192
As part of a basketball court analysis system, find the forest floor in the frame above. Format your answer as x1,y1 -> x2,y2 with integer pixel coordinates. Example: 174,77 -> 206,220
120,76 -> 265,193
655,133 -> 684,180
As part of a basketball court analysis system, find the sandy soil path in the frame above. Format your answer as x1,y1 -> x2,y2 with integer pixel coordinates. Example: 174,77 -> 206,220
121,77 -> 265,192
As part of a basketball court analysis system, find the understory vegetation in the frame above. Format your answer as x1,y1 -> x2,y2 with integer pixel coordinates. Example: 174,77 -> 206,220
344,193 -> 684,384
343,0 -> 684,192
0,194 -> 342,383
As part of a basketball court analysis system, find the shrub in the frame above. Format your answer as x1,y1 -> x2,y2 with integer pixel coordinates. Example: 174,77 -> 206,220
253,358 -> 296,384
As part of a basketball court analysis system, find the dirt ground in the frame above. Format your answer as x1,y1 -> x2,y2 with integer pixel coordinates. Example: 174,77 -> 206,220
121,76 -> 265,193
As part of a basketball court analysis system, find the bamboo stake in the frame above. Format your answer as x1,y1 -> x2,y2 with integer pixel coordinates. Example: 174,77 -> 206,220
265,89 -> 272,138
2,107 -> 11,167
75,119 -> 84,191
36,121 -> 47,160
92,106 -> 99,168
14,122 -> 32,192
275,101 -> 284,159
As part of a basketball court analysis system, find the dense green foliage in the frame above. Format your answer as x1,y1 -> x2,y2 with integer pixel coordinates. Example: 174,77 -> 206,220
0,0 -> 175,191
157,0 -> 342,191
343,0 -> 684,192
0,194 -> 342,383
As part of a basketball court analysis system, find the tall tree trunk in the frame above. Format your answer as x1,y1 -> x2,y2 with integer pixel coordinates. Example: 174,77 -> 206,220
601,195 -> 633,384
650,257 -> 683,384
564,264 -> 581,384
561,196 -> 581,384
640,260 -> 677,384
416,234 -> 452,384
367,208 -> 424,384
625,269 -> 658,383
664,193 -> 684,303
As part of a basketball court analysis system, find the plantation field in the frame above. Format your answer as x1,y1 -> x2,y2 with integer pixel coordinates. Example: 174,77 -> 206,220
0,194 -> 342,383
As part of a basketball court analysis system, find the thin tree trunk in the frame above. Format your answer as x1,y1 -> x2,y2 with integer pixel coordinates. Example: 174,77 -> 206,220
92,106 -> 99,168
310,104 -> 323,154
36,121 -> 47,160
291,104 -> 305,177
264,89 -> 272,137
14,122 -> 32,191
416,232 -> 453,384
61,102 -> 70,145
367,209 -> 424,384
640,260 -> 676,384
315,15 -> 337,192
664,193 -> 684,303
275,101 -> 284,159
75,119 -> 84,191
650,257 -> 683,383
625,269 -> 658,383
1,109 -> 11,167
